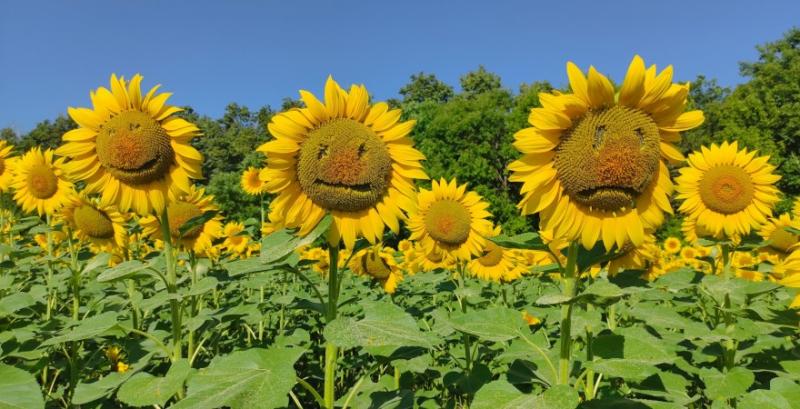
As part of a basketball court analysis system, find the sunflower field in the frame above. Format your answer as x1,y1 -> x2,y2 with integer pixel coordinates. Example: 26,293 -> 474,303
2,29 -> 800,409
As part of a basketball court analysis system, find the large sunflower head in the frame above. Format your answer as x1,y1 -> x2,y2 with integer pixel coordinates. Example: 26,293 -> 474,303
349,245 -> 404,293
139,185 -> 221,253
758,213 -> 800,255
241,167 -> 267,196
468,226 -> 526,282
12,148 -> 74,216
509,56 -> 704,250
0,140 -> 17,193
676,141 -> 781,239
257,76 -> 428,249
407,178 -> 494,261
60,194 -> 129,252
56,74 -> 203,216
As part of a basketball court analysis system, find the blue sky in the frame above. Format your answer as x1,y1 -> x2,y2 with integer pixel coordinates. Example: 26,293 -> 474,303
1,0 -> 798,133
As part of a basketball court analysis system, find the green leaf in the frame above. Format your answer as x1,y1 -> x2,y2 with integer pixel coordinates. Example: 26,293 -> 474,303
576,242 -> 617,273
592,327 -> 674,364
581,280 -> 623,300
448,307 -> 526,342
260,214 -> 332,264
472,381 -> 578,409
96,260 -> 152,283
172,347 -> 304,409
117,360 -> 191,407
41,312 -> 121,346
738,390 -> 791,409
584,359 -> 658,381
178,210 -> 219,238
536,294 -> 573,305
82,252 -> 112,274
0,363 -> 44,409
784,226 -> 800,235
770,377 -> 800,409
0,293 -> 36,317
700,367 -> 754,400
490,232 -> 547,250
324,301 -> 438,349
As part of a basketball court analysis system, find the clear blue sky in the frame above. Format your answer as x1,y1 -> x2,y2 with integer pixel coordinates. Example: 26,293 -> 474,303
1,0 -> 798,133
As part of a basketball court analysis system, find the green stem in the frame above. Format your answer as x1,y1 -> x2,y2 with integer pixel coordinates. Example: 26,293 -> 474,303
585,304 -> 595,400
324,244 -> 340,409
607,303 -> 617,331
66,230 -> 80,321
720,244 -> 737,371
558,242 -> 579,386
159,206 -> 182,362
456,265 -> 473,372
44,214 -> 54,321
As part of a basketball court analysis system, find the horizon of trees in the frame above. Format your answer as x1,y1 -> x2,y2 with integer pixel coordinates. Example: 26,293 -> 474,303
2,28 -> 799,234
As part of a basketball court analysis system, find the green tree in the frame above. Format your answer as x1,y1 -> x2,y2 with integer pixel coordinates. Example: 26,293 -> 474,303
399,72 -> 454,103
459,66 -> 502,96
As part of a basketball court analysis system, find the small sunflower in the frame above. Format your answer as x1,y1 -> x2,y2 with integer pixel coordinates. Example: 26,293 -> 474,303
349,245 -> 404,293
468,227 -> 526,282
57,74 -> 203,216
758,213 -> 800,254
257,76 -> 427,249
12,148 -> 74,216
140,185 -> 221,253
241,167 -> 267,196
607,234 -> 659,276
509,56 -> 703,250
221,221 -> 250,256
0,140 -> 17,193
663,237 -> 682,254
676,141 -> 780,239
60,194 -> 128,251
407,178 -> 493,261
776,248 -> 800,308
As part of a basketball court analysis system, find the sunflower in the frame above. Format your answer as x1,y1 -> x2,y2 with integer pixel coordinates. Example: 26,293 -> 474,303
509,56 -> 703,251
676,141 -> 781,238
758,213 -> 800,254
60,194 -> 128,251
663,237 -> 682,254
56,74 -> 203,216
241,167 -> 267,196
0,140 -> 17,193
349,245 -> 404,293
776,247 -> 800,307
257,76 -> 427,249
12,148 -> 74,216
139,185 -> 221,253
467,227 -> 526,282
221,221 -> 250,256
607,234 -> 659,276
407,178 -> 493,261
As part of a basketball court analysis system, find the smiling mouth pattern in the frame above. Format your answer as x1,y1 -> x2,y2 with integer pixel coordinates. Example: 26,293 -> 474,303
577,186 -> 638,197
315,179 -> 373,192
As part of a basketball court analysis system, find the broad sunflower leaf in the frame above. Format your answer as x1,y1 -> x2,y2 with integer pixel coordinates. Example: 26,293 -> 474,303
490,232 -> 547,250
448,306 -> 527,342
324,301 -> 438,349
472,381 -> 579,409
117,360 -> 191,407
700,367 -> 754,401
0,363 -> 45,409
172,347 -> 304,409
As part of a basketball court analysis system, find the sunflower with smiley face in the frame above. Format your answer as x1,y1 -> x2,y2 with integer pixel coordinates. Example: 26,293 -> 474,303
56,74 -> 203,216
258,76 -> 428,249
509,56 -> 704,251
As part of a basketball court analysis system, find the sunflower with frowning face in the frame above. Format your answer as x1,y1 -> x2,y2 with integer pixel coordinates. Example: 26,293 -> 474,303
257,76 -> 427,249
12,148 -> 74,216
60,194 -> 129,252
139,185 -> 221,254
56,74 -> 203,216
509,56 -> 704,251
676,141 -> 780,239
